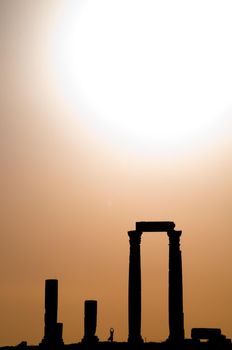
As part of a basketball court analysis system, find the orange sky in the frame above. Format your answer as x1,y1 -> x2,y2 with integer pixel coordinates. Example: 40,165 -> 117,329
1,0 -> 232,346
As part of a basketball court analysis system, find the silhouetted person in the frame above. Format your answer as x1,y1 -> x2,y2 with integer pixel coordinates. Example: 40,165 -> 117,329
107,328 -> 114,342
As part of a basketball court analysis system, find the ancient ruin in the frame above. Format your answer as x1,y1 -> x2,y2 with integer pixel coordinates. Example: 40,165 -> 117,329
1,221 -> 231,349
128,221 -> 184,343
40,279 -> 64,347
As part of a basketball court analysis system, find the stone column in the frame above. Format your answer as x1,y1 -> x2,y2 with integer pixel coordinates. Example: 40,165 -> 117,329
128,230 -> 143,343
41,279 -> 58,345
167,230 -> 185,342
82,300 -> 99,343
41,279 -> 63,346
56,323 -> 64,345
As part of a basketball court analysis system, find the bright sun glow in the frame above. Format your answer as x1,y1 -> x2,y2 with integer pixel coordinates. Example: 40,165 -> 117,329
53,0 -> 232,154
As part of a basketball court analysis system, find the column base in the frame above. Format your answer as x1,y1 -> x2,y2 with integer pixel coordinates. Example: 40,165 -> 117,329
39,338 -> 64,348
81,335 -> 99,344
128,335 -> 144,344
166,335 -> 185,344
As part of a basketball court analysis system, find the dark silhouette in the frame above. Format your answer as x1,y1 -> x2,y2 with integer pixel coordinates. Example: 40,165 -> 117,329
40,279 -> 64,347
167,230 -> 184,342
190,328 -> 231,345
128,223 -> 184,344
1,221 -> 231,349
82,300 -> 99,344
136,221 -> 175,232
128,230 -> 143,343
107,328 -> 114,342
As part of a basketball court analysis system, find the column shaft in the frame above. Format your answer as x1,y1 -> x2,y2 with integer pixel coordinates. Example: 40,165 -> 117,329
44,279 -> 58,343
168,231 -> 185,342
41,279 -> 64,346
128,230 -> 143,343
82,300 -> 99,343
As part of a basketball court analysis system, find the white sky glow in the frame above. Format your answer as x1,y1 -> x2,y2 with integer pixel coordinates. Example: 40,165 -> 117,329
53,0 -> 232,153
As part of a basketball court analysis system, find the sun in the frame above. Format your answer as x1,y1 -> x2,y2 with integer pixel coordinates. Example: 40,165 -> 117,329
53,0 -> 232,154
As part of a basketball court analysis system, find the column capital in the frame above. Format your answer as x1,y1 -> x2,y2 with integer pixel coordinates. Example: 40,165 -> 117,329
167,230 -> 182,239
128,230 -> 142,245
167,230 -> 182,249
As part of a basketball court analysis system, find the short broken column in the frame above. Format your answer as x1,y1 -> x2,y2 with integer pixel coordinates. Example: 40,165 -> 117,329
82,300 -> 99,343
128,230 -> 143,343
40,279 -> 63,347
167,230 -> 185,342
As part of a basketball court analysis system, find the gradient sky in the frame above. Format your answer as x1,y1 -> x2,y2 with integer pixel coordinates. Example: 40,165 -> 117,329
1,0 -> 232,346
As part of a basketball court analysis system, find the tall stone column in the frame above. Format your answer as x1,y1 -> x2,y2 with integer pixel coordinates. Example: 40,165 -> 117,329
128,230 -> 143,343
167,230 -> 185,342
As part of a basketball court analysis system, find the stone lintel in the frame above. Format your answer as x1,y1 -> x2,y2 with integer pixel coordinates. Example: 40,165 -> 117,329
136,221 -> 175,232
128,230 -> 142,236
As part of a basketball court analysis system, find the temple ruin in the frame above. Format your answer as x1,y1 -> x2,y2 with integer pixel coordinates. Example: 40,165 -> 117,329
128,221 -> 184,343
2,220 -> 231,349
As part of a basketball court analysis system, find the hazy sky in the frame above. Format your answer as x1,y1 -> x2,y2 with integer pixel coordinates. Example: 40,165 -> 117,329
1,0 -> 232,346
